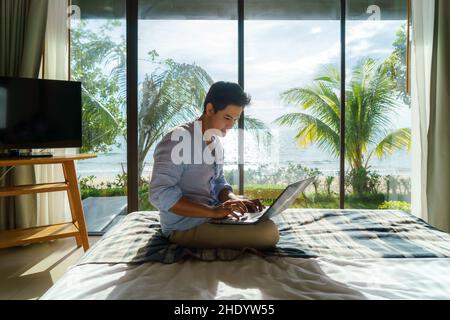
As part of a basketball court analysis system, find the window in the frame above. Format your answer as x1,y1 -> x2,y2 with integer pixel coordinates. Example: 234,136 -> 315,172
345,0 -> 410,211
70,0 -> 410,215
70,0 -> 127,233
244,0 -> 341,209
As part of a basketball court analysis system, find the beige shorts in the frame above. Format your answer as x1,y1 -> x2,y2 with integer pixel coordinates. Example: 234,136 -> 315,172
169,219 -> 279,249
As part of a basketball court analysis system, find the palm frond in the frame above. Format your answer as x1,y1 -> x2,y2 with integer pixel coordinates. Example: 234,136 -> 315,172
280,85 -> 340,132
372,128 -> 411,159
136,59 -> 216,172
277,58 -> 401,168
274,112 -> 339,157
243,115 -> 272,145
314,64 -> 341,88
81,86 -> 118,126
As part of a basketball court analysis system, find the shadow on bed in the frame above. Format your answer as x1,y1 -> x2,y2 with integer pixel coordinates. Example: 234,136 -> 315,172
102,256 -> 368,299
97,231 -> 367,299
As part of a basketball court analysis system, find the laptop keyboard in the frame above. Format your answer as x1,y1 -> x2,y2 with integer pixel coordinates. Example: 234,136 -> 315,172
226,208 -> 266,222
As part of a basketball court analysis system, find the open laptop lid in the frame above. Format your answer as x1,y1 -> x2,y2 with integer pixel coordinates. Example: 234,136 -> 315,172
258,176 -> 315,221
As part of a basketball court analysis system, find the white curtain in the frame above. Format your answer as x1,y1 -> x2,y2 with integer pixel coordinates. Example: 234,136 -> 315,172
410,0 -> 435,221
35,0 -> 73,225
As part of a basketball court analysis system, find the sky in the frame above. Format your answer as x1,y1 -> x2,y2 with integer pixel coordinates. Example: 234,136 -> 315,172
82,17 -> 409,129
136,19 -> 410,129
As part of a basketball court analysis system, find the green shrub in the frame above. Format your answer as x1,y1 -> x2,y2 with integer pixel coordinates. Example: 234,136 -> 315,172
378,201 -> 411,213
345,167 -> 381,195
345,192 -> 385,209
79,174 -> 127,200
224,163 -> 323,186
81,187 -> 126,200
79,176 -> 406,212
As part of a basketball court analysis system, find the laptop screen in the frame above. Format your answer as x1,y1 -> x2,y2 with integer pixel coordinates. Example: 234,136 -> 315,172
261,177 -> 314,220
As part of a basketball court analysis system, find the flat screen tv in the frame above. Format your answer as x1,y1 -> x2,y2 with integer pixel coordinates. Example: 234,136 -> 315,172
0,76 -> 82,151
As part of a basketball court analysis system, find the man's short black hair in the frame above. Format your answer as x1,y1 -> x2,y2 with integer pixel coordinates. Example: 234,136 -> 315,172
203,81 -> 251,113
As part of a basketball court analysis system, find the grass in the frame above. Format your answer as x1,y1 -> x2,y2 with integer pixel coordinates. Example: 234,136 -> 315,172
242,185 -> 386,209
81,183 -> 409,212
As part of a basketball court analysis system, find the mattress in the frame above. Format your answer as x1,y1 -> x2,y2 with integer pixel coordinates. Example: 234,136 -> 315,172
40,255 -> 450,299
40,209 -> 450,300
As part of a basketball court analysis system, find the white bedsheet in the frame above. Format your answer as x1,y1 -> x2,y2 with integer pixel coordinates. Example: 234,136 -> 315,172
41,254 -> 450,300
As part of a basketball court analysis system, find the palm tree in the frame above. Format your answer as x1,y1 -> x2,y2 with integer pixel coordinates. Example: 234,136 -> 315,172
71,20 -> 127,153
274,58 -> 411,194
138,54 -> 268,181
73,20 -> 269,181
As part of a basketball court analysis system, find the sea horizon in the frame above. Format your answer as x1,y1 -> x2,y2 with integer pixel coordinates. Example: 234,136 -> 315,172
77,128 -> 411,180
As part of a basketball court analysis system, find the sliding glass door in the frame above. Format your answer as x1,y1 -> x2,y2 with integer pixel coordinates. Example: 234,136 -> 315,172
243,0 -> 341,209
345,0 -> 410,211
69,0 -> 411,215
70,0 -> 128,233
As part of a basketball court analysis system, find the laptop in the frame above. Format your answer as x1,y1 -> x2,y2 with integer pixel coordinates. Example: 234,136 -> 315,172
210,177 -> 315,225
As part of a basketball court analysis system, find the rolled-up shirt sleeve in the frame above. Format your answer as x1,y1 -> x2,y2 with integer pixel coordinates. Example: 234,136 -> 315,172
211,166 -> 233,202
149,138 -> 184,211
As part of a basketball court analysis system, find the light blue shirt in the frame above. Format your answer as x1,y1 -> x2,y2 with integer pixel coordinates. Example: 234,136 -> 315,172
149,121 -> 232,237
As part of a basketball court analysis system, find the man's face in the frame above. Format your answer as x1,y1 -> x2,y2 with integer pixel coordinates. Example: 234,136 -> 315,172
205,103 -> 243,137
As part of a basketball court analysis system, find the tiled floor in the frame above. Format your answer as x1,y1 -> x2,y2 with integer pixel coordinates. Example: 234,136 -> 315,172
0,236 -> 101,300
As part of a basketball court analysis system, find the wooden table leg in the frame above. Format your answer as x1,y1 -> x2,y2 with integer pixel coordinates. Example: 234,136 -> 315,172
61,163 -> 84,248
62,163 -> 82,248
63,160 -> 90,251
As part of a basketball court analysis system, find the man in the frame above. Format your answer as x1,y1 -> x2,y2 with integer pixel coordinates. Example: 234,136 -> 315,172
150,81 -> 279,249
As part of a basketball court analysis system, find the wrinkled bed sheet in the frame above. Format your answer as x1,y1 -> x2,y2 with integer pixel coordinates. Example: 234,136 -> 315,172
41,254 -> 450,300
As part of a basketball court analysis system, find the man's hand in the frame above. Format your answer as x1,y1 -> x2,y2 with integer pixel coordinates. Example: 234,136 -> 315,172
243,199 -> 265,213
211,199 -> 248,220
220,189 -> 265,213
211,198 -> 266,220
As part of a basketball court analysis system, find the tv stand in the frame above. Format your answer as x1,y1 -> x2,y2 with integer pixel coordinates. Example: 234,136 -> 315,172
0,154 -> 96,251
0,150 -> 53,158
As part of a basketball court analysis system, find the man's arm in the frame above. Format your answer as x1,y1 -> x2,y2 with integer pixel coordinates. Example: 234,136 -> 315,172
169,197 -> 216,218
169,196 -> 242,220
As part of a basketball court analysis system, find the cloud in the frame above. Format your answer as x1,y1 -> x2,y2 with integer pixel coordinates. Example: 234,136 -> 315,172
311,26 -> 321,34
136,19 -> 406,125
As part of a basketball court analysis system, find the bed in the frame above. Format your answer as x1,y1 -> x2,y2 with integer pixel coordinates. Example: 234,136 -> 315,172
40,209 -> 450,300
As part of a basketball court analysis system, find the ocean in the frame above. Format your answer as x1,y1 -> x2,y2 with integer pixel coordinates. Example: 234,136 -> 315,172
76,128 -> 411,180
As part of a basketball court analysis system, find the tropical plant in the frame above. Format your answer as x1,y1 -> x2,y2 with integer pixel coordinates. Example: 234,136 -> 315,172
72,20 -> 269,180
71,20 -> 126,153
223,163 -> 321,186
137,51 -> 212,179
138,51 -> 269,180
325,176 -> 334,195
378,201 -> 411,213
385,24 -> 410,105
274,58 -> 411,194
345,167 -> 381,194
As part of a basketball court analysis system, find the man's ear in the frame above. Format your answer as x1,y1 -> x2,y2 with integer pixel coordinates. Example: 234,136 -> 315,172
205,103 -> 215,116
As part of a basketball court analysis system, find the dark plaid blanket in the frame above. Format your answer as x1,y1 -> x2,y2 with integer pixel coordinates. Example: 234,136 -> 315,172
77,209 -> 450,265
